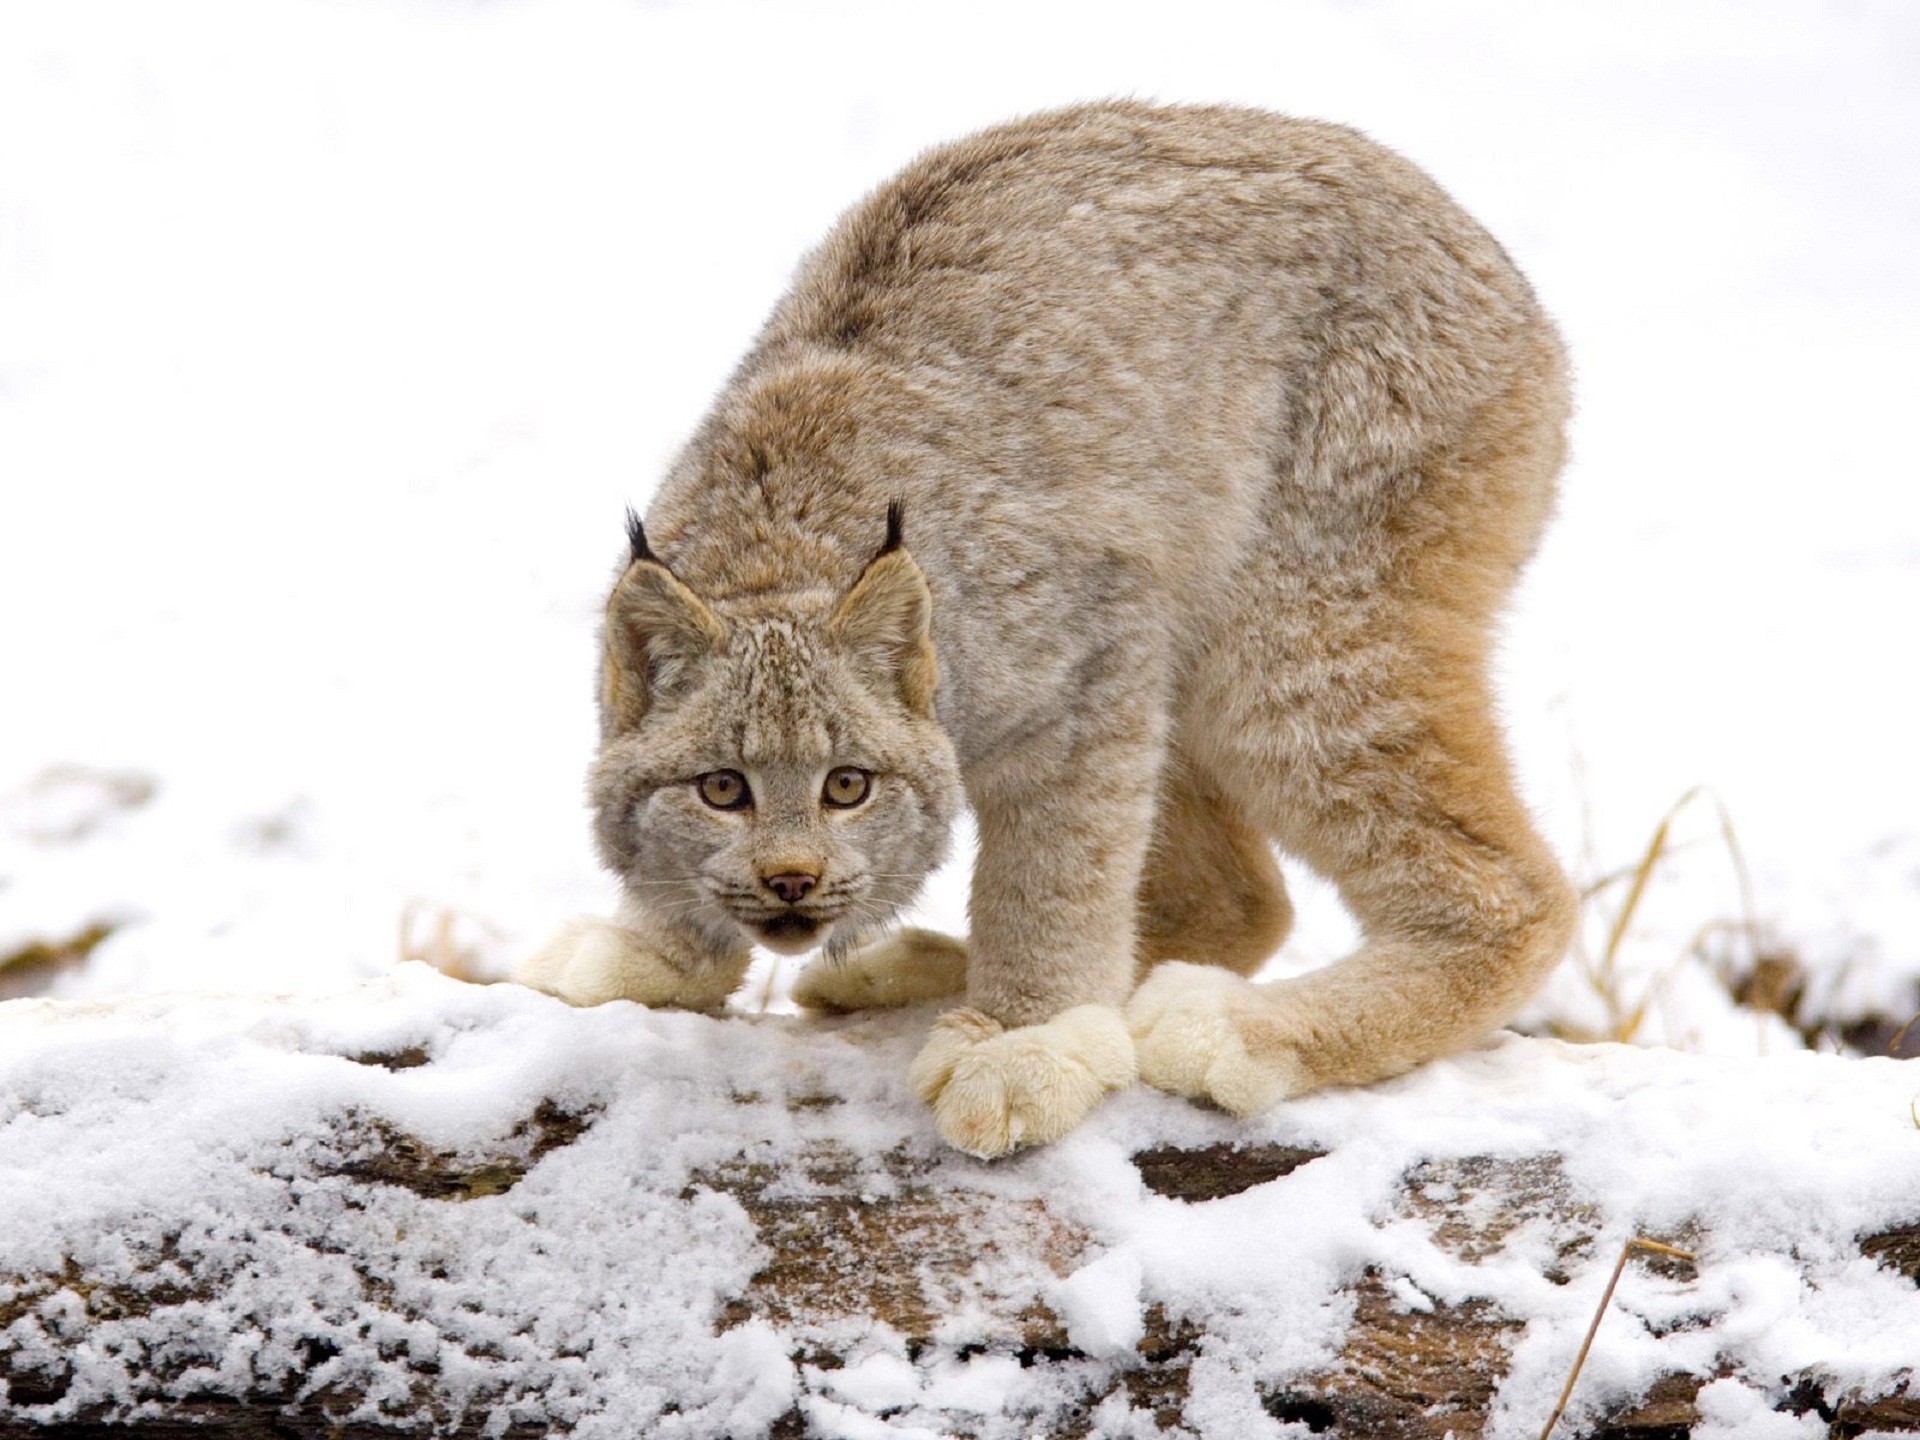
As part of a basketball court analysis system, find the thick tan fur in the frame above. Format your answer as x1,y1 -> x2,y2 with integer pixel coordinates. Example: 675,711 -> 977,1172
519,102 -> 1575,1157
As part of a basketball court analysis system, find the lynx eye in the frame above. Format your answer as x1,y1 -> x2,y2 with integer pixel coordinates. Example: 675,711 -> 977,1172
822,767 -> 873,809
696,770 -> 752,811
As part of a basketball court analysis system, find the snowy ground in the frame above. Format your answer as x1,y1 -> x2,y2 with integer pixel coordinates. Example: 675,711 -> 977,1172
3,966 -> 1918,1437
2,3 -> 1919,1432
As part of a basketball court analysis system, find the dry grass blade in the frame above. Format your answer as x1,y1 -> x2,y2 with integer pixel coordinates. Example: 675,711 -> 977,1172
1596,791 -> 1693,983
0,920 -> 119,1001
1578,785 -> 1764,1045
1537,1236 -> 1697,1440
1578,835 -> 1715,904
1588,791 -> 1689,1042
398,900 -> 503,983
1888,1012 -> 1920,1058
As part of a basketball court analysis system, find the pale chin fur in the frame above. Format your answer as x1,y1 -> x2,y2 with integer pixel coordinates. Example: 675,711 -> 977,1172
749,917 -> 833,956
739,903 -> 904,958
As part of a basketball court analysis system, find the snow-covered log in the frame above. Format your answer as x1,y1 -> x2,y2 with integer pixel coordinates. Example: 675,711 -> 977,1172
2,966 -> 1917,1438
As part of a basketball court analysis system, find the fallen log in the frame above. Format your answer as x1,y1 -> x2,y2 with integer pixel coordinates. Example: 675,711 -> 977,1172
2,969 -> 1917,1437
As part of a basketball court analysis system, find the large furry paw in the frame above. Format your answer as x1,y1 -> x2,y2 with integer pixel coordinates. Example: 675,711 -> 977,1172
1127,963 -> 1308,1117
908,1005 -> 1136,1159
514,918 -> 743,1011
792,928 -> 969,1013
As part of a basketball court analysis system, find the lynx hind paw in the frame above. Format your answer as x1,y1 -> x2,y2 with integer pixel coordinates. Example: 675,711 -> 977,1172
792,928 -> 969,1013
515,918 -> 737,1011
1127,963 -> 1307,1118
908,1005 -> 1137,1159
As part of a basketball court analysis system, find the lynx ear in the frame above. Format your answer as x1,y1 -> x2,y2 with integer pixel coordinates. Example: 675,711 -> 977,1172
829,504 -> 938,717
602,516 -> 725,733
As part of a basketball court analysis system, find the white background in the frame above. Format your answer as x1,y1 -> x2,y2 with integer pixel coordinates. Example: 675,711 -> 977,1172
3,0 -> 1916,1042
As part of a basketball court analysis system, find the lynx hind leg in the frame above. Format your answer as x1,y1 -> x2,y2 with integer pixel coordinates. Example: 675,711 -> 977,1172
1134,356 -> 1575,1114
1135,760 -> 1292,983
1132,685 -> 1574,1113
1121,768 -> 1300,1115
1127,962 -> 1310,1115
792,927 -> 969,1013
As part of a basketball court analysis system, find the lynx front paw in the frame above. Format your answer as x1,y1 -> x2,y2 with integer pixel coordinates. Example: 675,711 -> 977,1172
515,918 -> 743,1011
1127,963 -> 1308,1117
908,1005 -> 1136,1159
792,928 -> 969,1013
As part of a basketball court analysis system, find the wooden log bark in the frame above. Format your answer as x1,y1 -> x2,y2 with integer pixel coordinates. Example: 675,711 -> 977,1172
5,1114 -> 1916,1439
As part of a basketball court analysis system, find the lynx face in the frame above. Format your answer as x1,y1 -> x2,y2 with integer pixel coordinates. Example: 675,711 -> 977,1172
589,531 -> 961,958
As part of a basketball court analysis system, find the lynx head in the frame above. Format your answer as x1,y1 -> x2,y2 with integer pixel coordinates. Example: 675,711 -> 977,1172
589,505 -> 962,957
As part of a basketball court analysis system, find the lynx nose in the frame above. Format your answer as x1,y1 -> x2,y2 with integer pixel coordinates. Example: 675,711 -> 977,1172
762,871 -> 819,905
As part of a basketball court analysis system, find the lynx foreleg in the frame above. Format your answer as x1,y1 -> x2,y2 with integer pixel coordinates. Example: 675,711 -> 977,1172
516,902 -> 751,1012
911,718 -> 1161,1157
908,1005 -> 1135,1156
793,928 -> 969,1012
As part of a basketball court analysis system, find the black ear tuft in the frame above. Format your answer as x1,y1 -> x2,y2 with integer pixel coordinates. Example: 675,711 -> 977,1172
625,507 -> 659,566
878,500 -> 905,558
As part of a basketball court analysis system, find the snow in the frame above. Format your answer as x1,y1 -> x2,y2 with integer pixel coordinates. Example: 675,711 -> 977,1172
1693,1378 -> 1827,1439
3,0 -> 1919,1433
4,967 -> 1918,1434
819,1353 -> 1030,1422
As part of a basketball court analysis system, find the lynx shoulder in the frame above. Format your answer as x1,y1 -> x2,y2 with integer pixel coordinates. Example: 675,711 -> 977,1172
518,101 -> 1575,1158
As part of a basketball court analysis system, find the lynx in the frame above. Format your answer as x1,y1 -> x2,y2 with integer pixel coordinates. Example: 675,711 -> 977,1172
518,101 -> 1575,1158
